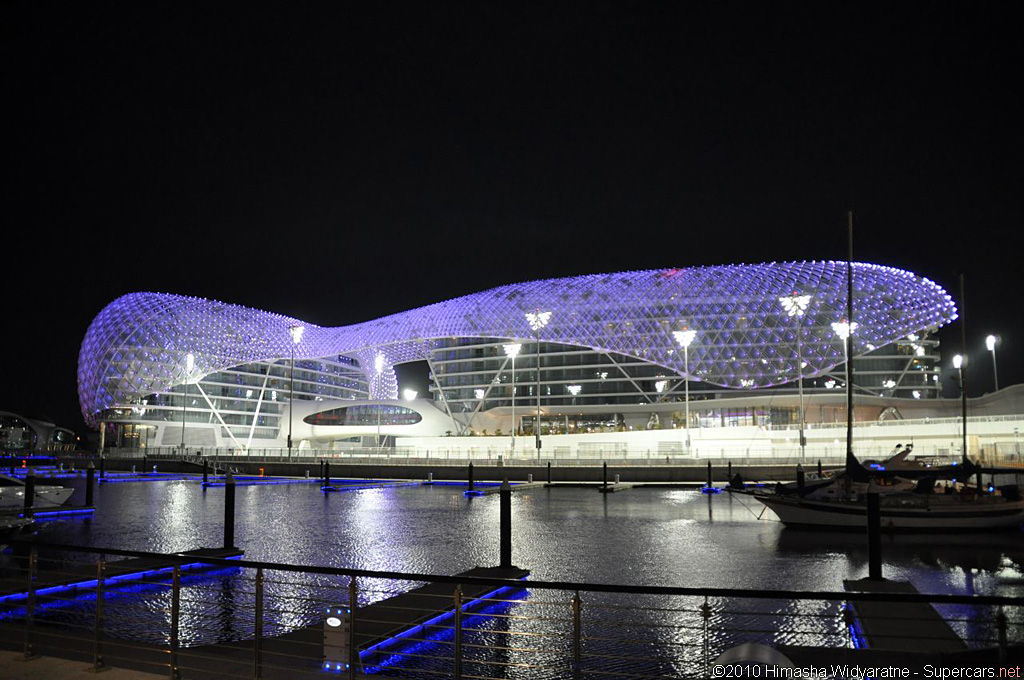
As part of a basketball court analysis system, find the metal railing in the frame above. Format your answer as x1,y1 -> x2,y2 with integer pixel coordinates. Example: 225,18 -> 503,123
1,540 -> 1020,679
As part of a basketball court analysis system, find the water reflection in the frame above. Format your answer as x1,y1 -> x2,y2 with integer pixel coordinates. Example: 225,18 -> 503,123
2,479 -> 1020,667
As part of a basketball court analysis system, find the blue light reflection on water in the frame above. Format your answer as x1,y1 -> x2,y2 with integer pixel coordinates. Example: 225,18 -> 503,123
2,478 -> 1022,670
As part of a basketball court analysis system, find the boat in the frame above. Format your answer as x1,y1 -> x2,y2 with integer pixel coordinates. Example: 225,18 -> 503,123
728,220 -> 1024,531
730,445 -> 1024,531
0,473 -> 75,510
747,481 -> 1024,531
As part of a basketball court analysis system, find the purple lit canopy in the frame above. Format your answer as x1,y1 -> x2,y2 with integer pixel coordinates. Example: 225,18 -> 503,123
78,262 -> 957,425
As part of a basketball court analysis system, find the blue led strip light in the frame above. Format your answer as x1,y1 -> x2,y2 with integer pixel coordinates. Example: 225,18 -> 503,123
0,555 -> 243,605
0,566 -> 242,623
356,584 -> 530,674
21,507 -> 95,519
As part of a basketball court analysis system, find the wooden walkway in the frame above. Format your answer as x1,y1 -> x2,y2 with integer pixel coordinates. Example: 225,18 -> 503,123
843,578 -> 967,652
0,547 -> 244,601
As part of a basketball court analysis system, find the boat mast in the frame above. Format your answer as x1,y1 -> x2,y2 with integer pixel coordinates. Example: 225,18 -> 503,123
846,211 -> 855,473
959,273 -> 969,464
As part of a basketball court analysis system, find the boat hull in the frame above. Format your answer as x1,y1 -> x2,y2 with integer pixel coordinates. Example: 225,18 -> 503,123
754,494 -> 1024,531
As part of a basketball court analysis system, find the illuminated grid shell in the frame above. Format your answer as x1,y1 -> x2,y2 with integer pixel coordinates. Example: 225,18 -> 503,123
78,262 -> 957,425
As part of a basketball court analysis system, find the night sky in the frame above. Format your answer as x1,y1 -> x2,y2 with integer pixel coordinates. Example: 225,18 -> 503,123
5,3 -> 1021,434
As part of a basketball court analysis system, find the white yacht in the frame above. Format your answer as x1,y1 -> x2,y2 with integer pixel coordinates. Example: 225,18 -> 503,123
0,473 -> 74,510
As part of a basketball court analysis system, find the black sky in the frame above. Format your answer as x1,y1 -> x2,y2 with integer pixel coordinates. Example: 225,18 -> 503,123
4,3 -> 1022,432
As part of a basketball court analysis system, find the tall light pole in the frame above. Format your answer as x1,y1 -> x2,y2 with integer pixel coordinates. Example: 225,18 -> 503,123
503,342 -> 522,453
288,324 -> 304,459
953,353 -> 966,459
780,294 -> 811,458
986,334 -> 999,392
180,353 -> 194,451
673,329 -> 697,452
526,310 -> 551,459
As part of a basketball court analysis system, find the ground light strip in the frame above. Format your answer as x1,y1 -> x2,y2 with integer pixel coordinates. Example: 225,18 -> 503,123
0,555 -> 243,604
320,578 -> 529,674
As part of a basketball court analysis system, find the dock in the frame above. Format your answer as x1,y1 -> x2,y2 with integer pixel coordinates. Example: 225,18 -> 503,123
464,482 -> 544,496
598,482 -> 635,493
0,547 -> 244,603
843,578 -> 968,652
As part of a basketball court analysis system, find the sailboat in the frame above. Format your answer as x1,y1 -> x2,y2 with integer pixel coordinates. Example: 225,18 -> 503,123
730,217 -> 1024,531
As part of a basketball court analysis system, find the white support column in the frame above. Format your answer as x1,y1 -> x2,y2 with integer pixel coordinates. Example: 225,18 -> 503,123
195,382 -> 247,453
604,353 -> 654,403
464,354 -> 513,434
245,362 -> 275,450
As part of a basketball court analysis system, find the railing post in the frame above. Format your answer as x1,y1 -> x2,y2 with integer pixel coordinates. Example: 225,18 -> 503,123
701,596 -> 712,676
89,557 -> 107,672
169,565 -> 180,680
453,586 -> 463,680
23,548 -> 38,660
348,576 -> 358,680
254,567 -> 264,680
571,591 -> 582,679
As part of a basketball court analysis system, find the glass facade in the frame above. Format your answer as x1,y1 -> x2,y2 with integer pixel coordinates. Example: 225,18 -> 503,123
99,356 -> 369,446
428,333 -> 945,415
304,404 -> 423,427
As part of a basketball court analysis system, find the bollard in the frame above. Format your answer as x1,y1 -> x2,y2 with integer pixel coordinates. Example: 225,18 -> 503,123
428,471 -> 433,482
500,479 -> 512,568
866,481 -> 883,580
305,469 -> 309,479
131,465 -> 136,474
796,464 -> 805,494
24,470 -> 35,517
203,459 -> 209,485
614,474 -> 620,484
547,461 -> 552,484
86,462 -> 95,507
468,462 -> 474,491
99,455 -> 105,479
152,465 -> 157,474
817,459 -> 823,476
527,473 -> 533,483
224,471 -> 236,549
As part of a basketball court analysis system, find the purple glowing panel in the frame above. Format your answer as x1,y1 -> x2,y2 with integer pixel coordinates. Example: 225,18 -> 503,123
77,262 -> 957,424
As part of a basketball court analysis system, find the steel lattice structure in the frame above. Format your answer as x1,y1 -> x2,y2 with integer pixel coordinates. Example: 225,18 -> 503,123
78,262 -> 957,426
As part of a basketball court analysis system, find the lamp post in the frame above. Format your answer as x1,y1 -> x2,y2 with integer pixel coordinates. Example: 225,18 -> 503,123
288,324 -> 304,459
953,354 -> 967,459
673,329 -> 697,452
503,343 -> 522,453
780,294 -> 811,458
180,353 -> 195,451
526,311 -> 551,459
986,335 -> 999,392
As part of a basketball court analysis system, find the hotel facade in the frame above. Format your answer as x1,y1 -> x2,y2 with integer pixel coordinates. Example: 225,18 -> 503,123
79,262 -> 988,459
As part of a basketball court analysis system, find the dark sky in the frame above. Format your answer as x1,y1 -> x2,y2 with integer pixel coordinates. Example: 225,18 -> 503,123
4,3 -> 1021,432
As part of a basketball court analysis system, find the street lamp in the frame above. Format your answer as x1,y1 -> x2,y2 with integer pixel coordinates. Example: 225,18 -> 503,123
526,310 -> 552,459
673,329 -> 697,452
953,354 -> 967,458
567,384 -> 582,405
288,324 -> 304,459
986,335 -> 999,392
779,294 -> 811,458
503,342 -> 522,452
180,353 -> 195,451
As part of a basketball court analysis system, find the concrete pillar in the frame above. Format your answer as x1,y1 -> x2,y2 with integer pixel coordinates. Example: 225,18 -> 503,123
224,471 -> 236,549
86,462 -> 95,506
866,481 -> 882,580
499,479 -> 512,569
